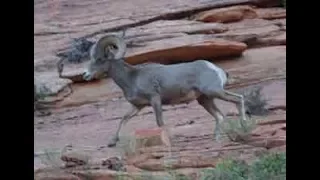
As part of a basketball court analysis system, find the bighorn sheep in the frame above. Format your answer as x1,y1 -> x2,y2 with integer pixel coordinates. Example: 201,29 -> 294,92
83,34 -> 247,147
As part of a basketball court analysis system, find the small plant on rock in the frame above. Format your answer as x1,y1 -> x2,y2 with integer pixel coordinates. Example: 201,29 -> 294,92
34,83 -> 50,102
250,152 -> 286,180
34,83 -> 50,112
200,159 -> 249,180
167,169 -> 192,180
55,37 -> 94,64
221,116 -> 257,142
200,152 -> 286,180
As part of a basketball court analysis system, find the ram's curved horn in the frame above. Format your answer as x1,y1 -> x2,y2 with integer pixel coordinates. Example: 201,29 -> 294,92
93,35 -> 127,59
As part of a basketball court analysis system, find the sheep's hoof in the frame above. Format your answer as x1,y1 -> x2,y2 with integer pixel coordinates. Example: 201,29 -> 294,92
107,142 -> 116,147
108,137 -> 119,147
107,141 -> 117,147
213,134 -> 221,143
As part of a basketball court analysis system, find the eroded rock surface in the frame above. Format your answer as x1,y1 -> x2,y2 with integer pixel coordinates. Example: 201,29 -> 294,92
192,5 -> 258,23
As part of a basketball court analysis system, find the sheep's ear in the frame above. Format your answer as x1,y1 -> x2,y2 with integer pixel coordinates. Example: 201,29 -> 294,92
110,44 -> 118,50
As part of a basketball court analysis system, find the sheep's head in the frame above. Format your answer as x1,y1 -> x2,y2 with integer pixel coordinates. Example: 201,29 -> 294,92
83,35 -> 126,81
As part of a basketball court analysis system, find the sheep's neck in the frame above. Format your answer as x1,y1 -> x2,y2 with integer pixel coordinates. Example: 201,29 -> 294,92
108,60 -> 134,94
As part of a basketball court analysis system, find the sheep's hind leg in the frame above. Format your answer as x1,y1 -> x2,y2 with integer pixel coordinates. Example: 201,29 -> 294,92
215,90 -> 247,128
197,95 -> 224,142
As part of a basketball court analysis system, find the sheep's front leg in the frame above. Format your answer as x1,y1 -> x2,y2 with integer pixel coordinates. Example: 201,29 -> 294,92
108,104 -> 142,147
150,95 -> 164,127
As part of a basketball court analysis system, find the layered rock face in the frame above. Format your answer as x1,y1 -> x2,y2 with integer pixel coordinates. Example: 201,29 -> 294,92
34,0 -> 286,179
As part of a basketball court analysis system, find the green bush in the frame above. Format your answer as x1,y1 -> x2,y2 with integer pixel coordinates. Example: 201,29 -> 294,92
200,159 -> 249,180
250,152 -> 286,180
200,152 -> 286,180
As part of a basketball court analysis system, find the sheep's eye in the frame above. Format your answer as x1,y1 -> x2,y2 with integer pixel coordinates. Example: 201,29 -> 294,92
110,45 -> 117,50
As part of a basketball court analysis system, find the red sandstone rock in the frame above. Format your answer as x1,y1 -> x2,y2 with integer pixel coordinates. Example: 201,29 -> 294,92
61,150 -> 90,166
125,35 -> 247,65
256,7 -> 286,19
134,127 -> 171,149
192,5 -> 258,23
34,171 -> 80,180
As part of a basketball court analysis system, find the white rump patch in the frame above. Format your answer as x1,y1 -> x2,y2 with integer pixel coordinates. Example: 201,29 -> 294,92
204,61 -> 227,87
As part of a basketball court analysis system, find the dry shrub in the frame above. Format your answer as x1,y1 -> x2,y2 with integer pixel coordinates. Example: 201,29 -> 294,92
243,86 -> 269,116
